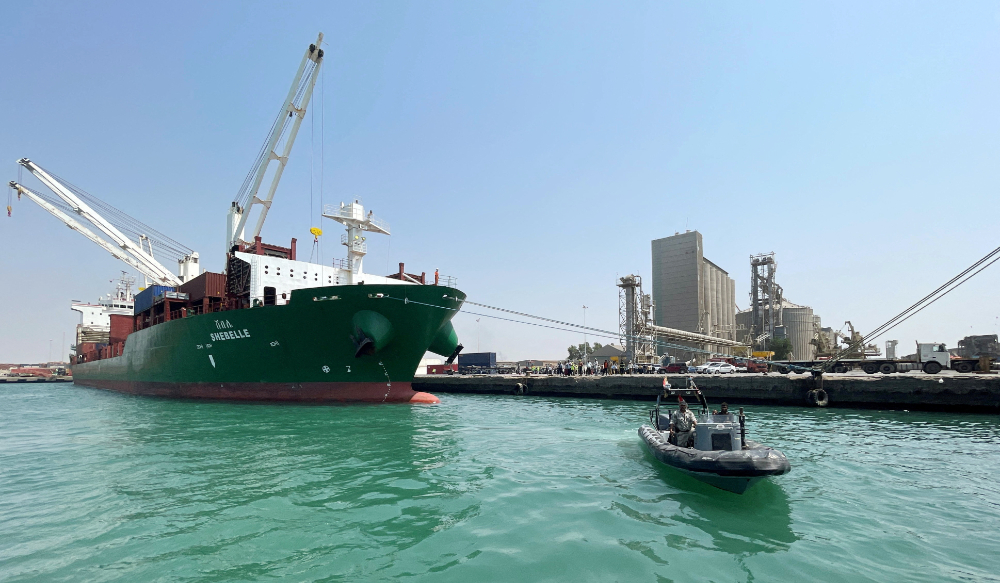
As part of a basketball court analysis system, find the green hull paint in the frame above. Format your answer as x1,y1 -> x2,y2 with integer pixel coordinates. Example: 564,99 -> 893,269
73,284 -> 465,401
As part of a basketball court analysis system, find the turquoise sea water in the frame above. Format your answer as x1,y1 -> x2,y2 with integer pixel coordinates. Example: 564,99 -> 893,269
2,385 -> 999,582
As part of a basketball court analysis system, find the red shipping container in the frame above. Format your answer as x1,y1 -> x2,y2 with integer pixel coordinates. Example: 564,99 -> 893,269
109,314 -> 133,344
179,272 -> 227,302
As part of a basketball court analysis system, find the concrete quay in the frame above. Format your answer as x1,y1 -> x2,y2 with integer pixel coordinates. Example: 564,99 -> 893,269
413,372 -> 1000,412
1,375 -> 73,384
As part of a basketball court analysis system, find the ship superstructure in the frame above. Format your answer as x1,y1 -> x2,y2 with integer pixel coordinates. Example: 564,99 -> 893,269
9,33 -> 464,402
71,272 -> 136,348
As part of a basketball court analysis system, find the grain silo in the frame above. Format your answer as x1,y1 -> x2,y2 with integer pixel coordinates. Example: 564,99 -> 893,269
650,231 -> 737,360
782,303 -> 816,361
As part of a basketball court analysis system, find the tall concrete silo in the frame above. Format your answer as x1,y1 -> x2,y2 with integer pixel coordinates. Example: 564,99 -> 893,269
651,231 -> 737,357
782,305 -> 816,361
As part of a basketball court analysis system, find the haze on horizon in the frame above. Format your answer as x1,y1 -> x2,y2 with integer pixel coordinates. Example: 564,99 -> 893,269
2,1 -> 999,363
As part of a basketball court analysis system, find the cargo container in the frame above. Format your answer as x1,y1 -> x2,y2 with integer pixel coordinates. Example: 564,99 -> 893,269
156,291 -> 189,304
459,352 -> 496,367
179,272 -> 226,302
134,285 -> 174,314
458,352 -> 497,374
109,314 -> 133,344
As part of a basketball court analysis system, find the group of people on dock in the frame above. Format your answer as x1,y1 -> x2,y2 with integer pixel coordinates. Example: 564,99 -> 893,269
513,360 -> 662,376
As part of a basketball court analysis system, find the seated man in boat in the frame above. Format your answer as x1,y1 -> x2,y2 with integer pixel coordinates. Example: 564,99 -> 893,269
669,397 -> 698,448
713,402 -> 730,415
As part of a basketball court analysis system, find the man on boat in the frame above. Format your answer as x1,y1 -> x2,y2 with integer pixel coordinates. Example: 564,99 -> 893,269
670,397 -> 697,448
714,402 -> 730,415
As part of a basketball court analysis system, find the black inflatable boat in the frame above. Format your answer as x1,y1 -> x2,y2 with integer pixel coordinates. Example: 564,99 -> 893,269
639,380 -> 791,494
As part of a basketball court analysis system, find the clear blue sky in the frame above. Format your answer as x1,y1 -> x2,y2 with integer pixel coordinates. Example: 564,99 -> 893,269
2,1 -> 999,363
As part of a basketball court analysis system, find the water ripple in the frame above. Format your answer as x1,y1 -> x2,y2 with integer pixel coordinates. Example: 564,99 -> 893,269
1,386 -> 999,582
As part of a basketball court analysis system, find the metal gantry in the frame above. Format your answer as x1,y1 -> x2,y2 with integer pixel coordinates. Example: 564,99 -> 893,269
749,252 -> 783,351
617,275 -> 658,364
619,274 -> 744,364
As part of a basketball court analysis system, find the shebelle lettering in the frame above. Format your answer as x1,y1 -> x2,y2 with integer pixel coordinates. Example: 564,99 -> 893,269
209,329 -> 251,342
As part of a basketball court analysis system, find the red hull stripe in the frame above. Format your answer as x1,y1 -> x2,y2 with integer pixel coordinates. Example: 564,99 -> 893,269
73,379 -> 437,403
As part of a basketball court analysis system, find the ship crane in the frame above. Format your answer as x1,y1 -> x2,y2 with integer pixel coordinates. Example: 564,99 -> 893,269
228,33 -> 325,252
9,159 -> 197,287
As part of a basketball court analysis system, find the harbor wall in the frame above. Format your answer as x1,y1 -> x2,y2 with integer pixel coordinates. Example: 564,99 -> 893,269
413,374 -> 1000,412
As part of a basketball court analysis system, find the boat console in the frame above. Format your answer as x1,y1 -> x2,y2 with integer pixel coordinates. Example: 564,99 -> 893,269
694,413 -> 741,452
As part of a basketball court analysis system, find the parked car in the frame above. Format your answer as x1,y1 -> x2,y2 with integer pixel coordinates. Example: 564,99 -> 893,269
706,362 -> 735,374
657,363 -> 689,374
692,362 -> 728,374
696,362 -> 736,374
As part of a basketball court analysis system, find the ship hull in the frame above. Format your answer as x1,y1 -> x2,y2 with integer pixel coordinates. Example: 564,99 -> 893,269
72,283 -> 464,403
73,379 -> 438,403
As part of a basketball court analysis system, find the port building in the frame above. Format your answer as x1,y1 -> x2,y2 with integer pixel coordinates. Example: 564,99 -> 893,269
649,232 -> 825,362
651,231 -> 736,356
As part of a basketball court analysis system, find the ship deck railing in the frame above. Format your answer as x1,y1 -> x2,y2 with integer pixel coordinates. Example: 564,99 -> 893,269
436,274 -> 458,288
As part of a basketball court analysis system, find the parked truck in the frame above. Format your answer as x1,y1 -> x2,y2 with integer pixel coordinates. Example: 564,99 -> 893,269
771,342 -> 991,374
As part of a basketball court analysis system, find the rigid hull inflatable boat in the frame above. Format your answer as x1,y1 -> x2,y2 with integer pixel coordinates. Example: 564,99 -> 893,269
639,381 -> 791,494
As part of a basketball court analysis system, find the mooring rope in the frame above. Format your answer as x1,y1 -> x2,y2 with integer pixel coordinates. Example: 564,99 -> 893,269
386,295 -> 732,358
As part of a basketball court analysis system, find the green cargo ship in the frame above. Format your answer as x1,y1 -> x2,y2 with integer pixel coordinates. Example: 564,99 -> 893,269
12,34 -> 467,403
67,194 -> 467,403
72,282 -> 465,403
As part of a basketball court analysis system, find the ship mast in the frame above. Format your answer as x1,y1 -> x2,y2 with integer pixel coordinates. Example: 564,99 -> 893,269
323,200 -> 390,280
228,33 -> 325,252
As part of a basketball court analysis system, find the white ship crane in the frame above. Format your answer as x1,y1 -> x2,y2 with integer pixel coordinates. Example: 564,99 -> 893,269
227,33 -> 325,252
9,159 -> 198,287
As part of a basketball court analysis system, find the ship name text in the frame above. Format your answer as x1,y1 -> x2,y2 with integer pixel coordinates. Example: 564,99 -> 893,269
210,328 -> 251,342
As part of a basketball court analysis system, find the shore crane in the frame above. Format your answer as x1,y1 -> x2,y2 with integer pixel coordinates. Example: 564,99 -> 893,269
9,159 -> 197,287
